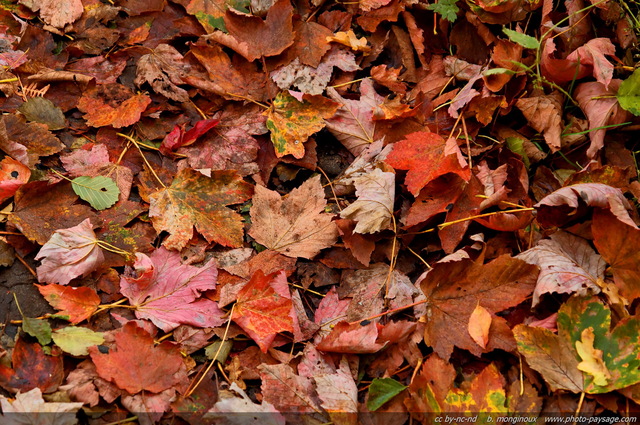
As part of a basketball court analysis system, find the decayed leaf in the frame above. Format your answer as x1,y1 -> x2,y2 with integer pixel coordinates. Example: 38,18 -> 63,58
468,304 -> 492,349
149,168 -> 253,250
386,132 -> 470,196
0,388 -> 83,423
37,284 -> 101,324
233,270 -> 294,352
513,324 -> 584,393
326,79 -> 383,155
77,84 -> 152,128
421,255 -> 538,359
517,231 -> 605,306
339,168 -> 395,234
266,91 -> 339,158
249,175 -> 338,259
19,0 -> 83,28
592,209 -> 640,301
89,322 -> 187,394
258,363 -> 324,414
575,327 -> 611,387
0,114 -> 65,168
135,44 -> 191,102
0,338 -> 64,394
516,92 -> 564,152
534,183 -> 635,228
0,156 -> 30,203
207,0 -> 294,62
35,219 -> 105,286
120,248 -> 225,331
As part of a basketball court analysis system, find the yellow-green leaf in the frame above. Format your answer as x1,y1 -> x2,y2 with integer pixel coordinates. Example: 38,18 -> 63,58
52,326 -> 105,356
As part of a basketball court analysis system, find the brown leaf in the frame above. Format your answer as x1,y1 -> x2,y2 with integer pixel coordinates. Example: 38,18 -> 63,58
0,115 -> 64,168
316,321 -> 385,353
516,91 -> 564,152
421,255 -> 538,359
248,175 -> 338,259
518,231 -> 605,305
20,0 -> 83,28
258,363 -> 324,414
135,44 -> 191,102
0,338 -> 64,394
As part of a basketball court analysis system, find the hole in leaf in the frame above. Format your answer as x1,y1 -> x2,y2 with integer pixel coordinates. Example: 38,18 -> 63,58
10,171 -> 19,178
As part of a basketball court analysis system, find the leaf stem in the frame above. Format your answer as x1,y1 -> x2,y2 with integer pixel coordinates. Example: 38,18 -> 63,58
116,132 -> 166,188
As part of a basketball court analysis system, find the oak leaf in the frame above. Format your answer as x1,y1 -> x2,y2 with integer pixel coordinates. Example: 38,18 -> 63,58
37,284 -> 101,324
386,131 -> 470,196
517,231 -> 605,306
576,327 -> 611,387
233,270 -> 294,352
89,322 -> 187,394
249,175 -> 338,259
149,168 -> 253,250
421,255 -> 538,359
35,219 -> 105,286
266,91 -> 339,158
120,248 -> 225,332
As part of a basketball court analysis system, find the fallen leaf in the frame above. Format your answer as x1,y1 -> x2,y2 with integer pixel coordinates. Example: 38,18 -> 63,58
186,0 -> 246,33
35,219 -> 105,286
468,304 -> 492,349
421,255 -> 538,359
266,91 -> 339,158
326,79 -> 383,155
339,168 -> 395,234
316,321 -> 385,353
367,378 -> 407,411
71,175 -> 120,211
386,131 -> 470,196
120,247 -> 225,331
516,92 -> 564,152
52,326 -> 105,356
77,84 -> 152,128
592,209 -> 640,301
0,338 -> 64,394
89,322 -> 187,394
233,270 -> 294,352
160,118 -> 219,154
534,183 -> 635,228
443,363 -> 507,413
206,382 -> 286,423
0,388 -> 83,422
19,0 -> 83,28
249,175 -> 338,259
566,38 -> 616,89
327,30 -> 371,52
517,231 -> 605,305
149,168 -> 253,250
616,68 -> 640,116
135,44 -> 191,102
37,284 -> 101,324
313,356 -> 358,425
575,327 -> 611,387
0,156 -> 30,203
0,114 -> 64,168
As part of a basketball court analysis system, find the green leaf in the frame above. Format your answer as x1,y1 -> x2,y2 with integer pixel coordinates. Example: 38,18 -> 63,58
617,68 -> 640,116
426,0 -> 459,22
23,317 -> 52,346
505,137 -> 530,169
71,176 -> 119,210
366,377 -> 407,411
502,28 -> 540,50
482,68 -> 516,77
52,326 -> 105,356
205,339 -> 232,363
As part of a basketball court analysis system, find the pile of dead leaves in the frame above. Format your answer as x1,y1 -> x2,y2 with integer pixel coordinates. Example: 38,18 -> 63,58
0,0 -> 640,423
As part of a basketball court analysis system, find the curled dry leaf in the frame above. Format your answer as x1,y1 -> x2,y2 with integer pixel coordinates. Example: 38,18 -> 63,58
339,168 -> 395,234
35,219 -> 104,286
249,175 -> 338,259
0,388 -> 83,420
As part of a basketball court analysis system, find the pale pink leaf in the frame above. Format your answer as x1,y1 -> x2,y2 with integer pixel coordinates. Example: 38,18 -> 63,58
566,38 -> 616,89
120,247 -> 225,332
35,219 -> 104,285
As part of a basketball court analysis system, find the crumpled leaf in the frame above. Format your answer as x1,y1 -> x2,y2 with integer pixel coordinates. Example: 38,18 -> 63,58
517,231 -> 605,306
592,209 -> 640,301
266,91 -> 339,158
160,118 -> 219,154
77,84 -> 152,128
17,96 -> 65,130
249,175 -> 338,258
52,327 -> 105,356
120,247 -> 225,332
534,183 -> 635,228
19,0 -> 83,28
35,219 -> 105,286
516,91 -> 564,152
135,44 -> 191,102
89,322 -> 187,394
233,270 -> 294,352
339,168 -> 395,234
386,131 -> 470,196
421,255 -> 538,359
326,79 -> 383,156
149,168 -> 253,250
566,38 -> 616,89
0,387 -> 83,424
206,0 -> 294,62
0,156 -> 30,203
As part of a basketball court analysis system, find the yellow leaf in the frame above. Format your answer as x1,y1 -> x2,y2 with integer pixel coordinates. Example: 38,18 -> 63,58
576,327 -> 611,387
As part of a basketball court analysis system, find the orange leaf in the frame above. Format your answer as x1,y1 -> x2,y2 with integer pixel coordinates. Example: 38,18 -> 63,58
77,84 -> 151,128
37,284 -> 100,324
468,304 -> 492,349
